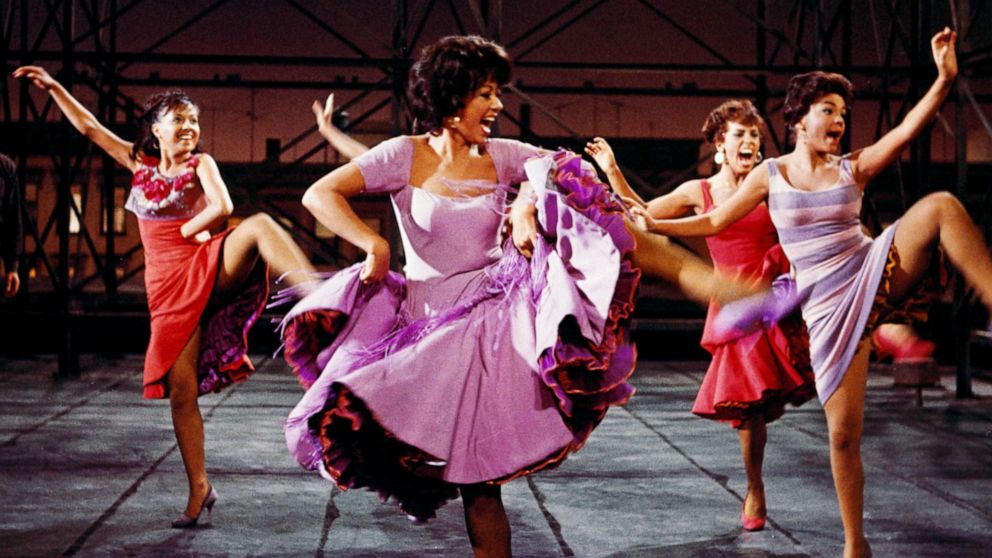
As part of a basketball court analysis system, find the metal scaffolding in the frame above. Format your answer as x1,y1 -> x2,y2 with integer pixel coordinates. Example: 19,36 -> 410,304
2,0 -> 990,389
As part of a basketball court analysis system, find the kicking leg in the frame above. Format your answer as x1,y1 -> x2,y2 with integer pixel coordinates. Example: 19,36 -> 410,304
214,213 -> 316,296
628,224 -> 760,305
889,192 -> 992,308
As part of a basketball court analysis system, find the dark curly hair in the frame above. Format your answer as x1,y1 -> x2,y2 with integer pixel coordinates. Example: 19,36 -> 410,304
407,35 -> 512,134
130,90 -> 201,160
700,99 -> 768,146
782,71 -> 853,138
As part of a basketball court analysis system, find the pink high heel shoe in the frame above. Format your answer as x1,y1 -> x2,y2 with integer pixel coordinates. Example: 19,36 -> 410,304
171,486 -> 218,529
872,327 -> 935,363
740,497 -> 766,532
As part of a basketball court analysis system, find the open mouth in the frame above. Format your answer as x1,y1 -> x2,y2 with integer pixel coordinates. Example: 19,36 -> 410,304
825,130 -> 843,141
738,148 -> 755,164
481,116 -> 496,135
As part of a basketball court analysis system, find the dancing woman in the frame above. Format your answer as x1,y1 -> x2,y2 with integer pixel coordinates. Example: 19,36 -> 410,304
629,29 -> 981,558
14,66 -> 317,528
587,99 -> 815,532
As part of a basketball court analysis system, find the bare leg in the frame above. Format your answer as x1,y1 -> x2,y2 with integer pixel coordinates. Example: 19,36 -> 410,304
822,339 -> 873,558
739,415 -> 767,520
889,192 -> 992,308
461,483 -> 511,558
167,326 -> 211,519
628,225 -> 760,305
214,213 -> 316,296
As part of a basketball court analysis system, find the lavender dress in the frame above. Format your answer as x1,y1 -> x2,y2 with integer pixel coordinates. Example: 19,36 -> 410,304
766,157 -> 897,402
280,137 -> 639,519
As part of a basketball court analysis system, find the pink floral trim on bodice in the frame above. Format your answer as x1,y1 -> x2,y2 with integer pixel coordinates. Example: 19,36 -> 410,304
126,155 -> 203,220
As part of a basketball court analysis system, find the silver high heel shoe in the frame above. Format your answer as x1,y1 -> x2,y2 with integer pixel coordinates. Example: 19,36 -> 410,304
171,486 -> 218,529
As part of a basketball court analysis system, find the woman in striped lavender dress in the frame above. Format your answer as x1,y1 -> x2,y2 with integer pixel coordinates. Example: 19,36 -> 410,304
631,28 -> 988,558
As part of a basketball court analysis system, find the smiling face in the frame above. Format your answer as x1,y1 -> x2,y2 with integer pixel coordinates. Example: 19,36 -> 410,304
450,78 -> 503,145
799,93 -> 847,153
152,102 -> 200,157
716,121 -> 762,175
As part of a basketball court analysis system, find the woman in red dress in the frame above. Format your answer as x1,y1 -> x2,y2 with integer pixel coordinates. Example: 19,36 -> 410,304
586,100 -> 815,531
15,65 -> 316,527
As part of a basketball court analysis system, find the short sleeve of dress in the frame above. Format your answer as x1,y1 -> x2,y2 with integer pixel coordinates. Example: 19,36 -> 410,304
353,136 -> 414,194
486,138 -> 544,187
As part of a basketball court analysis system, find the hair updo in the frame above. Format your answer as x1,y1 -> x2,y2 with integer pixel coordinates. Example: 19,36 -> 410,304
407,35 -> 512,134
700,99 -> 768,145
782,71 -> 853,137
130,90 -> 200,160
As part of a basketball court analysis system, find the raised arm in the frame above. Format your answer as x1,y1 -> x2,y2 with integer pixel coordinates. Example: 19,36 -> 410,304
313,93 -> 370,161
180,155 -> 234,241
302,163 -> 389,282
851,28 -> 957,184
585,136 -> 647,207
637,164 -> 769,237
13,66 -> 138,172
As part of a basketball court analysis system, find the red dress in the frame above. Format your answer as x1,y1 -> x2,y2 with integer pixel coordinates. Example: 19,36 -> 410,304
128,156 -> 269,399
692,180 -> 814,427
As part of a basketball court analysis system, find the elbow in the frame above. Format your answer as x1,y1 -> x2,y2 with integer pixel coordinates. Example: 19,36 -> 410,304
216,199 -> 234,218
302,187 -> 320,214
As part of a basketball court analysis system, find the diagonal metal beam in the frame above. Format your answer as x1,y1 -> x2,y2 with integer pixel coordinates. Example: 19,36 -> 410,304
514,0 -> 610,62
637,0 -> 733,65
117,0 -> 230,73
283,0 -> 372,60
507,0 -> 582,49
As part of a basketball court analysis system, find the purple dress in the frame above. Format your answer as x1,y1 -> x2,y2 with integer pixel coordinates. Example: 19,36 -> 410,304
280,137 -> 639,519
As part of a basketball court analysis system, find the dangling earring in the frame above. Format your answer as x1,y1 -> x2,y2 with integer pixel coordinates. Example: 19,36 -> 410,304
447,116 -> 461,129
714,150 -> 725,166
755,151 -> 763,164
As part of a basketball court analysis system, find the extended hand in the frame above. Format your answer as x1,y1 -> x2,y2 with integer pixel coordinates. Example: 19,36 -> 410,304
11,65 -> 57,91
931,27 -> 958,82
312,93 -> 335,132
584,137 -> 618,175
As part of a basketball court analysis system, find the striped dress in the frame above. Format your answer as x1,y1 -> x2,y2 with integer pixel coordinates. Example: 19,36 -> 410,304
766,157 -> 897,403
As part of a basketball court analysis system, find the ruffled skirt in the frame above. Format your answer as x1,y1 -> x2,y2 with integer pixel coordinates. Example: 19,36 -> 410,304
279,151 -> 640,520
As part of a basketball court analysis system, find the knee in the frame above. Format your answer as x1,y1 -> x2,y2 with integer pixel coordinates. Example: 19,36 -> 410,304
242,213 -> 280,236
168,375 -> 199,410
828,425 -> 862,454
920,191 -> 966,220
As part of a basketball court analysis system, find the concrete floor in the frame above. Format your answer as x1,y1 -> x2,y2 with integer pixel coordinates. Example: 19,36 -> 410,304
1,354 -> 990,557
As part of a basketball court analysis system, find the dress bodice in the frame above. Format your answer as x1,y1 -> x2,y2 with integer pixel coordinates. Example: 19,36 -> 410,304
353,136 -> 541,318
126,155 -> 204,220
700,179 -> 780,278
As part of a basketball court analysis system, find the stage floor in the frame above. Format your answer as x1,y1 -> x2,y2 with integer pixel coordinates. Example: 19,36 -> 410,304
1,354 -> 990,557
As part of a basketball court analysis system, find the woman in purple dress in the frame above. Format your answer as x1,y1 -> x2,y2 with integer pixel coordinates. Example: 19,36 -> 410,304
280,35 -> 641,557
631,28 -> 986,558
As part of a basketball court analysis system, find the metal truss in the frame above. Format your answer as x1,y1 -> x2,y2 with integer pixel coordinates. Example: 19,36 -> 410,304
3,0 -> 990,386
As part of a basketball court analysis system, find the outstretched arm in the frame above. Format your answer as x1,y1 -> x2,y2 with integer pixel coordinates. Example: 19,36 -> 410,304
852,27 -> 957,184
302,163 -> 389,283
313,93 -> 370,161
12,66 -> 138,172
644,180 -> 704,219
636,164 -> 769,237
585,137 -> 647,207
